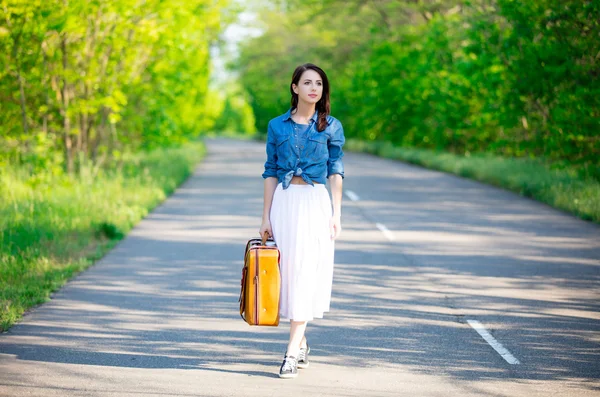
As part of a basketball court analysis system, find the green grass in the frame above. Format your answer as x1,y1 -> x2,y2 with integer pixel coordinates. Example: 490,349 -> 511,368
0,142 -> 205,331
345,139 -> 600,224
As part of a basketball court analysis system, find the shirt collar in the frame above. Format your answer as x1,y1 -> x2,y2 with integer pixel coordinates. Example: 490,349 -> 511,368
284,108 -> 319,123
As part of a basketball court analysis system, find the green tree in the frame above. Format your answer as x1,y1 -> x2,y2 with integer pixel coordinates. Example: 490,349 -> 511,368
0,0 -> 233,175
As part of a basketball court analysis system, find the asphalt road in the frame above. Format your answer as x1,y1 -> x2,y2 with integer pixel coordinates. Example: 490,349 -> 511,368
1,137 -> 599,397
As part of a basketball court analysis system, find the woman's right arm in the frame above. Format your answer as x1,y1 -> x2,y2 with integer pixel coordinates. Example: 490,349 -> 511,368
260,121 -> 278,239
259,177 -> 278,239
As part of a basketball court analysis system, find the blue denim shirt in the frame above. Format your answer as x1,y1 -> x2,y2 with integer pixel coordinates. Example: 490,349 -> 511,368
262,108 -> 345,189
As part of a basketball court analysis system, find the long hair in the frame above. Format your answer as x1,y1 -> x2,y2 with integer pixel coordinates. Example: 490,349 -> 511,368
290,63 -> 330,132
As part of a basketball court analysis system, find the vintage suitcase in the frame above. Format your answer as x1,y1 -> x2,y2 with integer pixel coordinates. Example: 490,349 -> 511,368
239,232 -> 281,326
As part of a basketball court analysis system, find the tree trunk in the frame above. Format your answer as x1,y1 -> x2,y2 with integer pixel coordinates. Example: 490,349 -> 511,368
9,18 -> 29,138
42,45 -> 49,135
60,33 -> 73,174
76,112 -> 82,173
16,69 -> 28,135
91,108 -> 105,162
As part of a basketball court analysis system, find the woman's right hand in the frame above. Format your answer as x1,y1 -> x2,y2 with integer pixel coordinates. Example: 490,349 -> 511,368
259,220 -> 273,240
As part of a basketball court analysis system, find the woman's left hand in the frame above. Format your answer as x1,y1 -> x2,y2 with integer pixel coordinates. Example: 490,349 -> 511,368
329,215 -> 342,240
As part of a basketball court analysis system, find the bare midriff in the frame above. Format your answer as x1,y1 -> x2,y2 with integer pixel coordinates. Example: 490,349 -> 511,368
289,176 -> 321,185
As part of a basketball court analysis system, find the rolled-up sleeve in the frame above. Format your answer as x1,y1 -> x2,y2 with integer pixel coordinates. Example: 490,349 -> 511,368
262,121 -> 278,179
327,121 -> 345,178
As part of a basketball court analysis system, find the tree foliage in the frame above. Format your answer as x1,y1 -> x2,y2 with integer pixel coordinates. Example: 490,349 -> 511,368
0,0 -> 231,175
236,0 -> 600,179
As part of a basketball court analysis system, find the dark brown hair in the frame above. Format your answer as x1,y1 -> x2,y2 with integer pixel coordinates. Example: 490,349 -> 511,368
290,63 -> 330,132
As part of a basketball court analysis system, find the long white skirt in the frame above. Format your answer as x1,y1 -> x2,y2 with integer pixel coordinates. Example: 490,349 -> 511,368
270,182 -> 335,321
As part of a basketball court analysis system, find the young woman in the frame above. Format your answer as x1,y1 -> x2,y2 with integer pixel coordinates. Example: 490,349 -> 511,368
259,63 -> 345,379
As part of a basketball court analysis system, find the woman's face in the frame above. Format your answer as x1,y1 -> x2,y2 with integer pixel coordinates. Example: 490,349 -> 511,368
293,69 -> 323,105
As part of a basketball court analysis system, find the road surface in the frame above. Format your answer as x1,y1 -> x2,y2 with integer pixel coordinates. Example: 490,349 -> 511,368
1,137 -> 599,396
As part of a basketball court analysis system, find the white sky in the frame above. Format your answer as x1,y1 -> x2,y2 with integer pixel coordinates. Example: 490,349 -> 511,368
210,9 -> 263,85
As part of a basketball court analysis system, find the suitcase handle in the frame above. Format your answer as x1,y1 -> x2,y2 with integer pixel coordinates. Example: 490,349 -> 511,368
261,230 -> 271,246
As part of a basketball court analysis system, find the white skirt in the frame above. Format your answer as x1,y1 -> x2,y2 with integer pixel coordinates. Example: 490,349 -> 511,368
270,182 -> 335,321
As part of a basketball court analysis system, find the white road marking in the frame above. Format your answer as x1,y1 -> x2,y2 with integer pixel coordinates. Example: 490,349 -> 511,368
467,320 -> 521,365
345,190 -> 360,201
344,190 -> 394,242
376,223 -> 395,241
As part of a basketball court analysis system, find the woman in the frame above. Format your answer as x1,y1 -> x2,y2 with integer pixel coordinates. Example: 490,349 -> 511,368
259,63 -> 345,379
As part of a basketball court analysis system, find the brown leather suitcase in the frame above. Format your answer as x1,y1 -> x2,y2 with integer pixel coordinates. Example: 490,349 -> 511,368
239,233 -> 281,326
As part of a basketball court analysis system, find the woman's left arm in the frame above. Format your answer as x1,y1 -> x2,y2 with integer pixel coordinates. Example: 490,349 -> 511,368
327,121 -> 345,240
329,174 -> 343,240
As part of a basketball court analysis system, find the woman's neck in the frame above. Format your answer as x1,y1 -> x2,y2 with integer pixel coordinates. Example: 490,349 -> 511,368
293,101 -> 316,121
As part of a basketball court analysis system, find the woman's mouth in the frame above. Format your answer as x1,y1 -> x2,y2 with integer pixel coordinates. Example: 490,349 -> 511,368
308,94 -> 317,98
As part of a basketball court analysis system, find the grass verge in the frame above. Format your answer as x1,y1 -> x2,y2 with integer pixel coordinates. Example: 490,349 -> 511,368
345,139 -> 600,224
0,142 -> 205,331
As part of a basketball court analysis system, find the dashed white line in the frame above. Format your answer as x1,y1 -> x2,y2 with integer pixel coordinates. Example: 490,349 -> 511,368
345,190 -> 393,242
347,189 -> 519,364
467,320 -> 521,365
345,190 -> 360,201
375,223 -> 395,241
